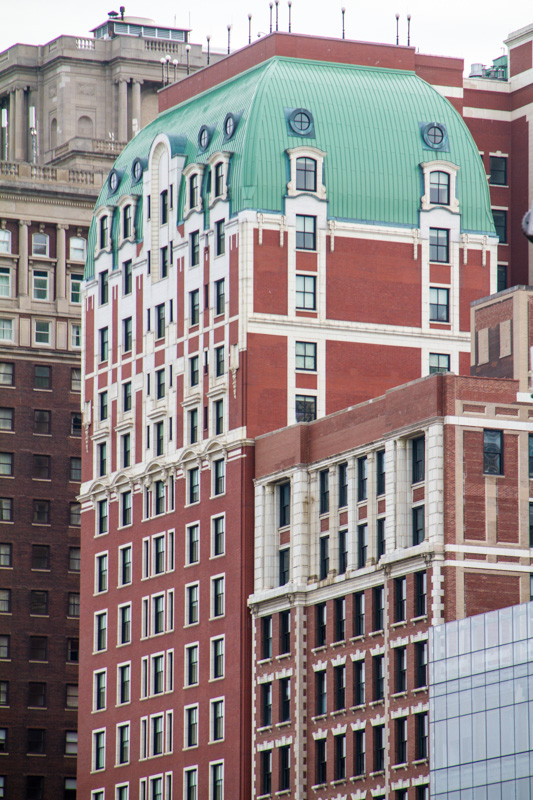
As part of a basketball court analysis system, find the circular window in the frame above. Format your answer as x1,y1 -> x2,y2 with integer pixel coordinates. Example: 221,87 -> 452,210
198,125 -> 211,152
224,114 -> 235,139
422,122 -> 446,149
289,108 -> 313,135
132,159 -> 143,183
109,170 -> 119,193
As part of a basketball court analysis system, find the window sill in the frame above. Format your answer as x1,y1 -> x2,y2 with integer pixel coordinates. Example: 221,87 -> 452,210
391,620 -> 407,629
411,615 -> 428,624
349,704 -> 365,713
331,640 -> 346,649
369,630 -> 383,638
311,784 -> 327,792
369,699 -> 384,708
276,721 -> 291,729
370,770 -> 385,778
391,763 -> 408,771
331,779 -> 347,787
413,686 -> 428,694
330,709 -> 346,718
257,725 -> 273,734
275,791 -> 291,797
257,658 -> 273,666
275,653 -> 291,662
349,635 -> 364,644
350,775 -> 366,783
311,646 -> 327,655
311,714 -> 327,723
391,691 -> 408,699
413,758 -> 429,766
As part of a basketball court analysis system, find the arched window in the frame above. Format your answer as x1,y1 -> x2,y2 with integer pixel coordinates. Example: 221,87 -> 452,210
50,118 -> 57,150
32,233 -> 49,257
0,230 -> 11,254
69,237 -> 86,262
296,157 -> 317,192
429,171 -> 450,205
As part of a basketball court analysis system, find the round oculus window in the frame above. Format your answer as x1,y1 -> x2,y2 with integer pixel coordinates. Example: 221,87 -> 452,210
290,109 -> 312,135
109,170 -> 119,192
423,123 -> 446,148
132,159 -> 143,182
224,114 -> 235,139
198,125 -> 211,151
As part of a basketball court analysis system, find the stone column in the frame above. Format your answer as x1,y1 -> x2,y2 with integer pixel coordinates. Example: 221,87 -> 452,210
18,220 -> 29,296
8,91 -> 15,162
118,79 -> 128,144
131,79 -> 143,137
15,86 -> 25,161
56,223 -> 68,300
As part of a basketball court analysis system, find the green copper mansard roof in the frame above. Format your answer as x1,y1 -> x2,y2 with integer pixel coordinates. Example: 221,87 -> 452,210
87,55 -> 495,278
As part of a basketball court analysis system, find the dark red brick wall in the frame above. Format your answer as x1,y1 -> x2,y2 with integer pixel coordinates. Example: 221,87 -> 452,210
253,229 -> 288,315
510,41 -> 532,77
464,571 -> 520,616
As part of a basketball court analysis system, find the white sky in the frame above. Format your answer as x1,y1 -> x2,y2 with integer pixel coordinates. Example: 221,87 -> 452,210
1,1 -> 531,76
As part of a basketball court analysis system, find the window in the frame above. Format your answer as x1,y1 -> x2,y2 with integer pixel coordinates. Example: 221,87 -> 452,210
429,352 -> 450,374
296,214 -> 316,250
354,590 -> 365,637
203,699 -> 222,747
65,730 -> 78,756
121,317 -> 132,353
490,155 -> 507,185
188,467 -> 199,504
69,547 -> 81,572
0,320 -> 13,342
123,381 -> 132,412
396,646 -> 407,692
357,456 -> 368,501
376,449 -> 385,495
70,273 -> 83,304
374,725 -> 385,772
338,462 -> 348,507
35,365 -> 51,389
334,596 -> 345,642
33,500 -> 50,525
69,502 -> 81,526
189,355 -> 199,387
215,346 -> 225,377
68,593 -> 80,617
412,436 -> 425,483
71,367 -> 81,391
189,174 -> 199,209
0,364 -> 13,386
33,453 -> 50,479
34,320 -> 51,345
316,469 -> 329,516
497,263 -> 507,292
186,584 -> 199,625
295,157 -> 317,191
415,641 -> 428,687
279,548 -> 290,586
261,750 -> 273,795
280,609 -> 290,654
338,528 -> 347,575
295,274 -> 316,309
319,535 -> 329,579
160,189 -> 168,225
357,523 -> 367,569
262,616 -> 272,659
215,220 -> 225,256
99,215 -> 109,250
190,231 -> 200,267
155,303 -> 165,340
214,162 -> 225,197
118,604 -> 131,646
31,544 -> 49,570
377,517 -> 386,559
32,232 -> 49,256
211,763 -> 224,800
373,586 -> 384,631
484,429 -> 503,475
0,268 -> 10,298
28,728 -> 46,754
185,705 -> 198,748
33,270 -> 50,301
215,279 -> 225,316
0,590 -> 9,614
94,611 -> 107,651
415,571 -> 427,617
353,657 -> 365,705
212,636 -> 224,679
334,665 -> 345,711
0,544 -> 11,567
213,515 -> 225,556
99,327 -> 108,362
0,681 -> 8,705
117,664 -> 130,705
279,481 -> 290,527
185,768 -> 198,800
98,442 -> 107,477
354,729 -> 365,775
493,209 -> 508,243
396,717 -> 407,764
70,323 -> 81,348
190,289 -> 200,325
28,681 -> 46,707
429,170 -> 450,204
295,394 -> 316,422
212,459 -> 225,496
416,712 -> 428,759
118,546 -> 132,586
95,554 -> 108,594
213,400 -> 224,436
0,499 -> 12,522
279,745 -> 290,791
429,286 -> 449,322
316,669 -> 327,714
0,230 -> 11,253
373,654 -> 384,701
334,733 -> 346,780
395,577 -> 406,622
315,602 -> 327,647
0,454 -> 12,477
413,505 -> 425,545
0,636 -> 9,659
67,638 -> 79,663
429,227 -> 449,262
70,235 -> 86,261
93,730 -> 105,770
212,576 -> 225,618
93,670 -> 107,711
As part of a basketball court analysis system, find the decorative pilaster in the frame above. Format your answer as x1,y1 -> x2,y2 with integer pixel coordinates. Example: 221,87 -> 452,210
56,223 -> 68,300
15,86 -> 25,161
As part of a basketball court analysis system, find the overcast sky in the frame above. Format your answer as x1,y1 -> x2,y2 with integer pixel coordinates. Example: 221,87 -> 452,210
1,1 -> 531,75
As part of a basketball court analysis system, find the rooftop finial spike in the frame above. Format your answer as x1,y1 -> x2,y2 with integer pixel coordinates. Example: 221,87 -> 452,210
395,13 -> 400,46
407,14 -> 411,47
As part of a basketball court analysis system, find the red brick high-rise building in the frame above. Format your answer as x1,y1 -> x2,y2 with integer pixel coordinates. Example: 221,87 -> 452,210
78,25 -> 533,800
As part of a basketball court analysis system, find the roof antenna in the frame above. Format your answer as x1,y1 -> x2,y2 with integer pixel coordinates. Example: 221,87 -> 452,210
269,2 -> 273,33
227,24 -> 232,54
341,7 -> 346,39
248,13 -> 252,43
288,1 -> 292,32
119,5 -> 125,19
275,0 -> 279,31
395,14 -> 399,45
407,14 -> 411,47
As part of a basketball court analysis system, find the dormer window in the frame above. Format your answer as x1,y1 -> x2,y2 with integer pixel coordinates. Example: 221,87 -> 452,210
296,158 -> 317,192
215,163 -> 224,198
100,217 -> 108,249
189,175 -> 199,209
206,153 -> 231,208
429,171 -> 450,205
182,164 -> 206,217
123,205 -> 132,238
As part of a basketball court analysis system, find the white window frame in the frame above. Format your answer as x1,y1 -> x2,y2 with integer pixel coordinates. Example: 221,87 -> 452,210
71,323 -> 81,349
211,635 -> 225,680
0,319 -> 13,342
93,668 -> 107,712
117,602 -> 132,646
185,643 -> 199,687
116,661 -> 131,706
182,163 -> 206,217
184,703 -> 199,750
92,728 -> 106,772
32,232 -> 49,257
207,151 -> 231,207
185,582 -> 199,626
0,267 -> 11,298
210,574 -> 225,619
286,145 -> 327,199
420,160 -> 460,212
210,697 -> 225,743
0,230 -> 11,254
34,319 -> 51,346
116,722 -> 130,766
211,513 -> 225,558
69,236 -> 86,262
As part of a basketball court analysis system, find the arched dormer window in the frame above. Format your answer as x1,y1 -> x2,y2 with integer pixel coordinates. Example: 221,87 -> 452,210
207,152 -> 231,208
420,161 -> 459,213
182,163 -> 206,217
95,209 -> 113,254
117,195 -> 137,245
286,146 -> 326,200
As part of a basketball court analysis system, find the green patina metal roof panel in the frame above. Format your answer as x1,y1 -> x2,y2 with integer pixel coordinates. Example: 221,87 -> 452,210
86,56 -> 495,279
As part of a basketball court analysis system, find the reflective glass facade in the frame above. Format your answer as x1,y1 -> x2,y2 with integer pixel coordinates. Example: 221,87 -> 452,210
429,602 -> 533,800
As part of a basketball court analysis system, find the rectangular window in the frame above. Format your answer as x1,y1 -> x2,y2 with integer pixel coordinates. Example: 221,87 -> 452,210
33,270 -> 50,301
71,323 -> 81,348
354,729 -> 365,775
376,449 -> 385,495
33,500 -> 50,524
0,454 -> 12,477
338,462 -> 348,507
121,491 -> 132,526
412,436 -> 425,483
214,400 -> 224,436
338,529 -> 347,575
395,576 -> 406,622
353,658 -> 365,705
187,524 -> 199,565
68,593 -> 80,617
429,287 -> 449,322
212,636 -> 224,679
190,355 -> 199,387
280,609 -> 290,654
492,209 -> 508,243
319,535 -> 329,580
156,303 -> 165,340
295,394 -> 316,422
99,390 -> 108,421
212,515 -> 225,556
429,352 -> 450,374
188,408 -> 198,444
0,363 -> 13,387
215,279 -> 225,316
0,499 -> 12,522
100,216 -> 109,249
416,711 -> 428,759
0,635 -> 9,659
211,699 -> 224,741
373,655 -> 384,701
353,590 -> 365,637
212,576 -> 225,618
0,267 -> 10,298
98,499 -> 108,535
279,548 -> 290,586
67,638 -> 79,663
262,615 -> 272,659
94,611 -> 107,651
123,317 -> 132,352
28,681 -> 46,707
99,269 -> 109,304
415,571 -> 427,617
279,482 -> 290,527
415,641 -> 428,687
190,231 -> 200,267
484,429 -> 503,475
261,682 -> 272,727
118,604 -> 131,645
215,220 -> 225,256
429,227 -> 449,262
118,664 -> 130,704
261,750 -> 273,795
295,274 -> 316,309
95,553 -> 108,593
99,327 -> 109,361
215,346 -> 225,377
357,524 -> 367,569
185,705 -> 199,747
396,646 -> 407,692
497,263 -> 507,292
0,408 -> 13,432
119,546 -> 132,585
160,189 -> 168,224
35,320 -> 51,345
0,543 -> 12,567
188,468 -> 199,504
413,505 -> 425,546
123,381 -> 132,412
373,586 -> 384,631
0,590 -> 10,614
279,745 -> 290,791
295,341 -> 316,371
190,289 -> 200,325
316,669 -> 327,715
357,456 -> 367,501
186,584 -> 199,625
211,763 -> 224,800
296,214 -> 316,250
319,469 -> 329,514
31,544 -> 49,570
213,459 -> 225,496
215,163 -> 224,197
334,596 -> 345,642
123,260 -> 132,294
396,717 -> 407,764
315,602 -> 326,647
117,724 -> 130,765
334,734 -> 346,780
490,155 -> 507,185
334,665 -> 345,711
377,517 -> 386,559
